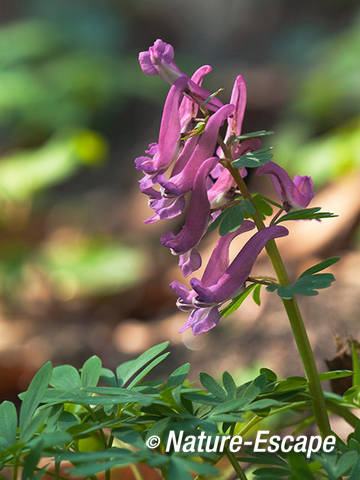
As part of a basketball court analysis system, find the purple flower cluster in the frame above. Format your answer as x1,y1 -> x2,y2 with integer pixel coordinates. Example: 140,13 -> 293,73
135,40 -> 314,335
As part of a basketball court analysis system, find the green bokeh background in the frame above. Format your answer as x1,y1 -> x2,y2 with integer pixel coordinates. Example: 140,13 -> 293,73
0,0 -> 359,401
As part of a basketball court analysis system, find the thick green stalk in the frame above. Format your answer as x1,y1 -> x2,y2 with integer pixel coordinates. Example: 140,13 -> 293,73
224,161 -> 331,438
224,446 -> 248,480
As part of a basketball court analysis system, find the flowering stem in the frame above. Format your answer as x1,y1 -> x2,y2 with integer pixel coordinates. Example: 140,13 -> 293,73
223,159 -> 331,438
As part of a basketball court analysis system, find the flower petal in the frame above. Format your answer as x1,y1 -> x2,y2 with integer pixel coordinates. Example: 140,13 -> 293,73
225,75 -> 247,142
139,40 -> 222,111
201,220 -> 256,287
179,306 -> 220,335
178,248 -> 202,277
161,156 -> 218,253
169,281 -> 194,304
160,104 -> 234,196
139,39 -> 183,84
179,65 -> 213,131
191,225 -> 289,303
156,76 -> 188,172
256,161 -> 314,209
145,195 -> 186,223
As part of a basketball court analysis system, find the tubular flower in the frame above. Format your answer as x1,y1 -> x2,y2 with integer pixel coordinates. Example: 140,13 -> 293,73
145,191 -> 186,224
179,65 -> 213,132
256,161 -> 314,210
135,40 -> 308,336
190,225 -> 289,305
224,75 -> 247,144
135,76 -> 187,175
171,221 -> 257,335
161,157 -> 219,276
158,104 -> 234,197
209,138 -> 262,209
139,39 -> 223,112
136,66 -> 223,224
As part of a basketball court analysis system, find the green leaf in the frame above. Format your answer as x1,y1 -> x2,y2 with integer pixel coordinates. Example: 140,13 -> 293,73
31,431 -> 71,448
0,401 -> 17,445
252,193 -> 273,219
100,368 -> 117,387
240,374 -> 268,403
221,284 -> 258,317
199,373 -> 227,401
268,273 -> 336,299
253,466 -> 290,477
51,365 -> 81,390
210,397 -> 248,415
21,408 -> 50,442
222,371 -> 237,399
219,203 -> 245,235
260,368 -> 277,382
274,207 -> 337,224
335,451 -> 359,476
207,210 -> 225,232
19,361 -> 52,440
58,448 -> 135,464
287,452 -> 316,480
232,130 -> 274,141
313,451 -> 358,479
350,458 -> 360,479
318,370 -> 352,382
168,363 -> 190,388
81,356 -> 102,388
146,417 -> 171,440
239,452 -> 287,467
112,428 -> 145,450
116,341 -> 169,386
275,376 -> 306,392
172,457 -> 218,476
22,438 -> 44,480
232,147 -> 273,168
210,199 -> 255,236
248,399 -> 284,410
127,352 -> 170,388
58,411 -> 79,431
169,458 -> 193,480
200,88 -> 223,107
255,194 -> 281,209
300,257 -> 340,278
252,284 -> 262,306
70,459 -> 133,477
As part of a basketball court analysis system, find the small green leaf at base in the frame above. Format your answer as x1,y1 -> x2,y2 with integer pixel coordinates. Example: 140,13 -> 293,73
267,257 -> 338,299
232,130 -> 274,141
220,284 -> 258,317
232,147 -> 273,169
267,273 -> 335,299
209,199 -> 255,236
274,207 -> 337,223
299,257 -> 340,277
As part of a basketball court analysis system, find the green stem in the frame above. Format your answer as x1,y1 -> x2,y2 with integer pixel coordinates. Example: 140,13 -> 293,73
223,161 -> 331,438
327,402 -> 359,429
236,401 -> 308,438
131,464 -> 145,480
55,461 -> 60,480
12,457 -> 19,480
105,435 -> 114,480
224,447 -> 248,480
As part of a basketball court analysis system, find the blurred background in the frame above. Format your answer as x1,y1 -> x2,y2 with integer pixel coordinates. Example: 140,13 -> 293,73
0,0 -> 360,414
